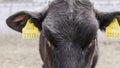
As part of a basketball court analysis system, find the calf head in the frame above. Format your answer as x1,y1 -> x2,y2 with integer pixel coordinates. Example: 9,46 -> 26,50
6,1 -> 120,68
40,0 -> 99,68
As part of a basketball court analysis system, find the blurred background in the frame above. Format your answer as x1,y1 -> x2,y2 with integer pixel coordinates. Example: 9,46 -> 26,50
0,0 -> 120,68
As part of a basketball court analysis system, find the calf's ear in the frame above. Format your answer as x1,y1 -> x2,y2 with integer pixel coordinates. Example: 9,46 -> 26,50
6,11 -> 33,32
95,10 -> 120,30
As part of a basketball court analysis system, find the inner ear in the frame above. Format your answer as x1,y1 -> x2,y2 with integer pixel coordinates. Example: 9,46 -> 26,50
115,16 -> 120,26
13,15 -> 27,23
13,14 -> 29,26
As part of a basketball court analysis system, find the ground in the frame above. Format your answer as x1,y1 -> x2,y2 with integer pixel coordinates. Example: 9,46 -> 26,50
0,34 -> 42,68
0,34 -> 120,68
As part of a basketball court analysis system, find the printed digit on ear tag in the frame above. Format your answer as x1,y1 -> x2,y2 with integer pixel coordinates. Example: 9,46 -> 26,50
106,18 -> 120,39
22,19 -> 39,39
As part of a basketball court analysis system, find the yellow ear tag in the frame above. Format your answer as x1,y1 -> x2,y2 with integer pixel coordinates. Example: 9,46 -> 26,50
106,18 -> 120,39
22,19 -> 39,39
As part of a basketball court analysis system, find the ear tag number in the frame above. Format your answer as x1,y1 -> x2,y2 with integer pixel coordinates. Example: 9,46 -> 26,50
22,19 -> 39,39
106,18 -> 120,39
